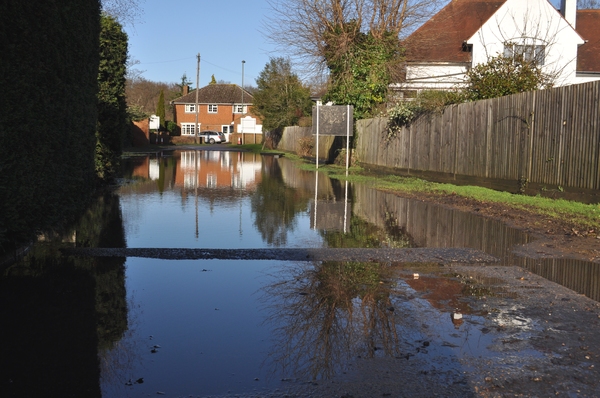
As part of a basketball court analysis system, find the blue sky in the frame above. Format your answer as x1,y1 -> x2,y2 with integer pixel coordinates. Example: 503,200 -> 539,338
124,0 -> 275,86
125,0 -> 565,86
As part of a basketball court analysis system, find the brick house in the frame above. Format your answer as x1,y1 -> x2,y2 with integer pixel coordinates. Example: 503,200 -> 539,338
171,83 -> 263,143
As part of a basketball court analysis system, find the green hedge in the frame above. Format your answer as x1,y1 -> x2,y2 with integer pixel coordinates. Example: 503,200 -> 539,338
0,0 -> 101,252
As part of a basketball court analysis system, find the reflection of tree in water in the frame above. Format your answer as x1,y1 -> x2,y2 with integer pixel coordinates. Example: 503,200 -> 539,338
69,192 -> 128,348
251,158 -> 311,246
322,211 -> 414,248
72,193 -> 143,389
261,261 -> 401,381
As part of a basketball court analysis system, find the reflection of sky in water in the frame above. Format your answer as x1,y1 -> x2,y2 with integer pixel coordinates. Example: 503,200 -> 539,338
102,259 -> 279,397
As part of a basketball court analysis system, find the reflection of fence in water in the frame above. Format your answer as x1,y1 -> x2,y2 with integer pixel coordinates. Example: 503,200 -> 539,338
352,184 -> 529,260
278,158 -> 335,198
518,258 -> 600,302
353,184 -> 600,302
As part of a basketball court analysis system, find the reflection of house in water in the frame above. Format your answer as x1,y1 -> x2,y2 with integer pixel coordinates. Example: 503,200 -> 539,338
132,158 -> 161,181
131,157 -> 150,179
176,151 -> 262,190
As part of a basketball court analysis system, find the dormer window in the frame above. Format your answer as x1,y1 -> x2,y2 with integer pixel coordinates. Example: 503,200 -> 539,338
462,42 -> 473,52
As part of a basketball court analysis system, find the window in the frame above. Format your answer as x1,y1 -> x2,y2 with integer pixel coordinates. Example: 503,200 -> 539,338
208,104 -> 218,113
233,104 -> 247,114
503,44 -> 545,65
185,104 -> 196,113
181,123 -> 198,135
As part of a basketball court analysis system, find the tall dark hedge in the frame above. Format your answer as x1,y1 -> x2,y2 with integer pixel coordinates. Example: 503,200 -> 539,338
96,15 -> 128,182
0,1 -> 101,252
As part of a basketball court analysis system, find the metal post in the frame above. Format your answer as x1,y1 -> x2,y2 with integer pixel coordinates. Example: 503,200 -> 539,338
316,105 -> 320,169
346,105 -> 350,172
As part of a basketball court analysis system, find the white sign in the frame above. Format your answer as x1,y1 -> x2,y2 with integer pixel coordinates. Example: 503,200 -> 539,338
149,115 -> 160,130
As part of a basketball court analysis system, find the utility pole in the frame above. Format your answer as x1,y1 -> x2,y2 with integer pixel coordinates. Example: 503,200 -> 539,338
194,53 -> 200,144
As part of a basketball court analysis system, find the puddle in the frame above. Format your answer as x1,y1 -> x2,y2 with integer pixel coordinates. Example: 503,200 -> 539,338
1,150 -> 598,397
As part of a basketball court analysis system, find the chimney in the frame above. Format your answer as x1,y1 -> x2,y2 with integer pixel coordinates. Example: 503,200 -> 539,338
182,85 -> 189,96
560,0 -> 577,28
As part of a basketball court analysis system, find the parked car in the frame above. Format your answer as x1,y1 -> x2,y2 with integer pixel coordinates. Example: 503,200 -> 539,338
201,131 -> 226,144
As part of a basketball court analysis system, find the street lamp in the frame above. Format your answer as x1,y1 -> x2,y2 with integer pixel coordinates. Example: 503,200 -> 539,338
241,60 -> 245,142
241,60 -> 245,115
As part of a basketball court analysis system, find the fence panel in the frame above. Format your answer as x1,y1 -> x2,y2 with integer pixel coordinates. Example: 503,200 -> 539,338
354,80 -> 599,191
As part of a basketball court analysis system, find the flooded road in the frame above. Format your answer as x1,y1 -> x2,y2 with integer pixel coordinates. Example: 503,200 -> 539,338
1,150 -> 599,397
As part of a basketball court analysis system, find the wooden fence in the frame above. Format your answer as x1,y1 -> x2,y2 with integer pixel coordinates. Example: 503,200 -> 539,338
355,80 -> 600,191
277,126 -> 343,162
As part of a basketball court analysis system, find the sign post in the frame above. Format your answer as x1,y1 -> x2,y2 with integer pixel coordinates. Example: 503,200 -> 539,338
311,105 -> 354,170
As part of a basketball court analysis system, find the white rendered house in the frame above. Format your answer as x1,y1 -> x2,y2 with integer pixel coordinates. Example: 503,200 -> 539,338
391,0 -> 600,98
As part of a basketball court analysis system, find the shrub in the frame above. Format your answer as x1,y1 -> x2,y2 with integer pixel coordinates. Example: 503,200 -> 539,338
385,90 -> 464,139
464,54 -> 553,100
297,136 -> 314,157
166,121 -> 180,136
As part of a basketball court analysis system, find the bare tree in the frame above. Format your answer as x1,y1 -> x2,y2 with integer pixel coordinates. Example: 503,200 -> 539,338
101,0 -> 144,26
264,0 -> 446,76
578,0 -> 600,8
126,77 -> 178,121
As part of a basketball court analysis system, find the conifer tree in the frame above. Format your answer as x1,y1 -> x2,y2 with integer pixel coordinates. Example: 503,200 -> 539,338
156,89 -> 166,129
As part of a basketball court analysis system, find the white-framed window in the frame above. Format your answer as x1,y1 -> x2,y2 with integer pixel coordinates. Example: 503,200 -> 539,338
503,44 -> 545,65
233,104 -> 247,114
208,104 -> 218,113
181,123 -> 199,135
185,104 -> 196,113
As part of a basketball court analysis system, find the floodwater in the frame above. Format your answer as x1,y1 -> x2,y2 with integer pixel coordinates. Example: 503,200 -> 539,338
1,150 -> 599,397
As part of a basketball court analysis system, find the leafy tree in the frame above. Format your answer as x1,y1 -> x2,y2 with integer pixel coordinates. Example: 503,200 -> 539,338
156,89 -> 165,129
210,74 -> 217,84
464,54 -> 553,101
253,57 -> 313,132
323,25 -> 401,119
96,14 -> 128,182
264,0 -> 444,120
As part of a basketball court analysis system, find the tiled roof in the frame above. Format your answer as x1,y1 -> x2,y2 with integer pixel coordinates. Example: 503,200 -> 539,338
403,0 -> 506,63
576,10 -> 600,72
171,84 -> 253,104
